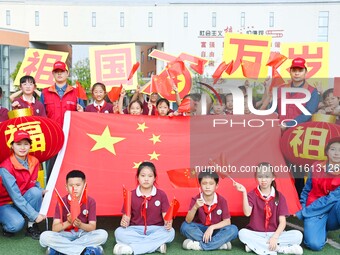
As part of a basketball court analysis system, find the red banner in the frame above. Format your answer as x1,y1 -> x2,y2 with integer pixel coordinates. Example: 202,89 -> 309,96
43,112 -> 300,216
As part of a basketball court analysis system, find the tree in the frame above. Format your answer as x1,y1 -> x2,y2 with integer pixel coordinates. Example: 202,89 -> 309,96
71,58 -> 91,92
10,61 -> 22,90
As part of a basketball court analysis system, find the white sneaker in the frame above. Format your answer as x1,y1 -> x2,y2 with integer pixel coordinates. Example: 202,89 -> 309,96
182,239 -> 202,250
219,242 -> 232,250
157,243 -> 167,253
281,244 -> 303,255
113,243 -> 133,255
245,244 -> 252,252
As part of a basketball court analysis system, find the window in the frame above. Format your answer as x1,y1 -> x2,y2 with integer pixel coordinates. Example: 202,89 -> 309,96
212,12 -> 216,27
147,48 -> 152,60
92,12 -> 96,27
269,12 -> 274,27
35,11 -> 39,26
184,12 -> 188,27
241,12 -> 245,28
141,51 -> 144,64
318,11 -> 329,42
120,12 -> 124,27
64,11 -> 68,27
148,12 -> 153,27
6,10 -> 10,25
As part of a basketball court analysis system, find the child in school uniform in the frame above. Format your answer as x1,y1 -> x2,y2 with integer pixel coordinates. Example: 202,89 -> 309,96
118,88 -> 144,115
39,170 -> 108,255
114,162 -> 175,255
85,82 -> 114,113
155,98 -> 174,117
180,171 -> 238,251
11,75 -> 46,116
234,162 -> 303,255
0,87 -> 9,122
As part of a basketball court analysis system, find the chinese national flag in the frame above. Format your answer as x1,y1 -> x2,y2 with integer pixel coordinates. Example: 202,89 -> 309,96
212,61 -> 233,84
266,52 -> 287,68
75,81 -> 88,100
241,60 -> 261,79
79,183 -> 88,208
127,62 -> 140,81
167,168 -> 199,188
190,59 -> 205,75
177,98 -> 191,113
107,85 -> 123,102
42,113 -> 301,217
166,59 -> 186,81
54,188 -> 69,222
152,75 -> 173,99
123,186 -> 132,217
70,186 -> 80,222
164,198 -> 180,221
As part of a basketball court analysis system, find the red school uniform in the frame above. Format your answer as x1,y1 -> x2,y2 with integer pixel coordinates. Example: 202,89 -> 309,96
246,187 -> 289,232
13,97 -> 46,117
189,193 -> 231,226
54,195 -> 96,231
123,186 -> 169,227
85,101 -> 113,113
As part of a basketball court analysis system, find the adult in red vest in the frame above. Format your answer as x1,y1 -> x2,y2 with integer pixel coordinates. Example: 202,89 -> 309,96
277,57 -> 319,131
0,130 -> 46,239
40,61 -> 85,181
296,137 -> 340,251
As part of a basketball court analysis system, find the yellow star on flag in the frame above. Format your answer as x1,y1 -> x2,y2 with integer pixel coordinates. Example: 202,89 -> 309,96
87,126 -> 125,155
149,134 -> 161,144
133,161 -> 142,169
148,151 -> 160,160
137,122 -> 148,132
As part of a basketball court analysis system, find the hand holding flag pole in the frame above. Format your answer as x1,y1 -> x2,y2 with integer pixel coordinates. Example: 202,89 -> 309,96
123,185 -> 132,217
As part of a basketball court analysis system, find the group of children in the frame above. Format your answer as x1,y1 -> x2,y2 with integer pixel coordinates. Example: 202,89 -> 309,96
38,160 -> 306,255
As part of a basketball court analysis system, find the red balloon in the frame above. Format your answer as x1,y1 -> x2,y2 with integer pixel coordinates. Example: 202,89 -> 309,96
280,121 -> 340,166
0,115 -> 64,163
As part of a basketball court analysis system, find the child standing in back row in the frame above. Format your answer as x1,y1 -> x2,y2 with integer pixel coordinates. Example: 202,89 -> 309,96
234,162 -> 303,255
180,171 -> 238,251
85,83 -> 113,113
114,162 -> 175,255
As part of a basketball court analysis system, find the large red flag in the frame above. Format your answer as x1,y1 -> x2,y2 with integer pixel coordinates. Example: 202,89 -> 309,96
75,81 -> 88,100
42,113 -> 301,217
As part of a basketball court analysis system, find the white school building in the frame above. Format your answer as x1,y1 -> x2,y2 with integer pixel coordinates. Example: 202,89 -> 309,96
1,0 -> 340,107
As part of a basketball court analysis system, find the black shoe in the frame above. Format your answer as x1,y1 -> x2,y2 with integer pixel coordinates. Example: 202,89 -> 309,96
25,223 -> 41,240
3,229 -> 15,237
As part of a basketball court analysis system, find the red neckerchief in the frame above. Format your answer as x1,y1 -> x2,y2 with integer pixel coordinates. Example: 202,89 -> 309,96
203,203 -> 217,226
141,195 -> 152,234
21,96 -> 34,112
255,188 -> 275,230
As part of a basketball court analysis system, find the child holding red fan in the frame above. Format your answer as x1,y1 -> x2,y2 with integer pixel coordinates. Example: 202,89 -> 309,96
39,170 -> 108,255
114,162 -> 175,255
234,162 -> 303,255
180,170 -> 238,251
85,83 -> 114,113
